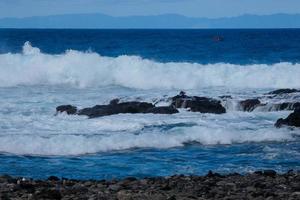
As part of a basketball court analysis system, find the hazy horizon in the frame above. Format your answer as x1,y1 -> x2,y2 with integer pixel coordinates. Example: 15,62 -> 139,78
1,0 -> 300,19
1,13 -> 300,29
1,12 -> 300,20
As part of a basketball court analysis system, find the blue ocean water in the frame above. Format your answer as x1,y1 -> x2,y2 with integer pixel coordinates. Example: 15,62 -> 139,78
0,29 -> 299,180
1,29 -> 300,64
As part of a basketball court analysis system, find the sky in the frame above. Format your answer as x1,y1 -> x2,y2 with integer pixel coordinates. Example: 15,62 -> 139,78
1,0 -> 300,19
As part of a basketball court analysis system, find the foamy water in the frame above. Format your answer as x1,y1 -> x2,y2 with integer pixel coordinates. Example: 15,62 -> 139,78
0,42 -> 299,179
1,42 -> 300,89
0,110 -> 297,156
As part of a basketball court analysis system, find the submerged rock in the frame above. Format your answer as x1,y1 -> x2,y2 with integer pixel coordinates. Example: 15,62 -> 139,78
171,92 -> 226,114
239,99 -> 261,112
275,108 -> 300,128
56,105 -> 77,115
267,88 -> 299,95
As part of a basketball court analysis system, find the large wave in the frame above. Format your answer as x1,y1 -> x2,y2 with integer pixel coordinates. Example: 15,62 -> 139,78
0,42 -> 300,89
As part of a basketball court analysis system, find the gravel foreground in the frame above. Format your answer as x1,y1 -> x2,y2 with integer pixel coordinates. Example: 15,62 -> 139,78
0,170 -> 300,200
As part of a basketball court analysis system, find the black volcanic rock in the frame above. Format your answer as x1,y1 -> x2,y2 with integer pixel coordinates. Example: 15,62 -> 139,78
263,170 -> 277,177
239,99 -> 261,112
145,106 -> 179,114
275,108 -> 300,128
171,92 -> 226,114
57,100 -> 180,118
268,88 -> 299,95
35,189 -> 62,200
56,105 -> 77,115
78,102 -> 155,118
47,176 -> 60,181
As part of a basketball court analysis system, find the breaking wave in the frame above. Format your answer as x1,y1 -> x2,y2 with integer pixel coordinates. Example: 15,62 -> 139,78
0,125 -> 296,156
0,111 -> 298,156
0,42 -> 300,89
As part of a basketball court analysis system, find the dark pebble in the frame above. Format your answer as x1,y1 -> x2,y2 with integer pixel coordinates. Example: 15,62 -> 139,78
48,176 -> 60,181
0,171 -> 299,200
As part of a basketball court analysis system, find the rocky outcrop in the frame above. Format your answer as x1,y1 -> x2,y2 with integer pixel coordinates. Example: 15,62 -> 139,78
1,171 -> 299,200
56,101 -> 179,118
171,92 -> 226,114
55,89 -> 300,117
239,99 -> 262,112
267,88 -> 299,95
56,91 -> 229,118
275,109 -> 300,128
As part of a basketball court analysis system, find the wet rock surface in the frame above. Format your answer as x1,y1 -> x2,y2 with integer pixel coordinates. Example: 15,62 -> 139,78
239,99 -> 262,112
275,108 -> 300,128
56,91 -> 227,118
268,102 -> 300,111
56,89 -> 300,118
77,101 -> 155,118
144,106 -> 179,114
267,88 -> 299,95
56,105 -> 77,115
56,102 -> 179,118
171,91 -> 226,114
227,88 -> 300,112
0,171 -> 299,200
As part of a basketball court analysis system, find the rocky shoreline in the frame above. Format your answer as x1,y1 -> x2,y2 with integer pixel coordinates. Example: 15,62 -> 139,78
1,170 -> 299,200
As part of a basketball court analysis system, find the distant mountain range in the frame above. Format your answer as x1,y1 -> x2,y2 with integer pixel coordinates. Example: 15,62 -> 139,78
0,13 -> 300,28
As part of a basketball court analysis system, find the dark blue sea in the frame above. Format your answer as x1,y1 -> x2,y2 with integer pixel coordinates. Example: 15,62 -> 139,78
0,29 -> 299,180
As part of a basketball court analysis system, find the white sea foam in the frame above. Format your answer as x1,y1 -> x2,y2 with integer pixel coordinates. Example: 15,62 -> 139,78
0,42 -> 300,89
0,111 -> 297,156
0,123 -> 296,156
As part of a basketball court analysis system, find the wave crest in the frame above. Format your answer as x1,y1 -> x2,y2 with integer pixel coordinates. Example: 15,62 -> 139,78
0,42 -> 300,89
